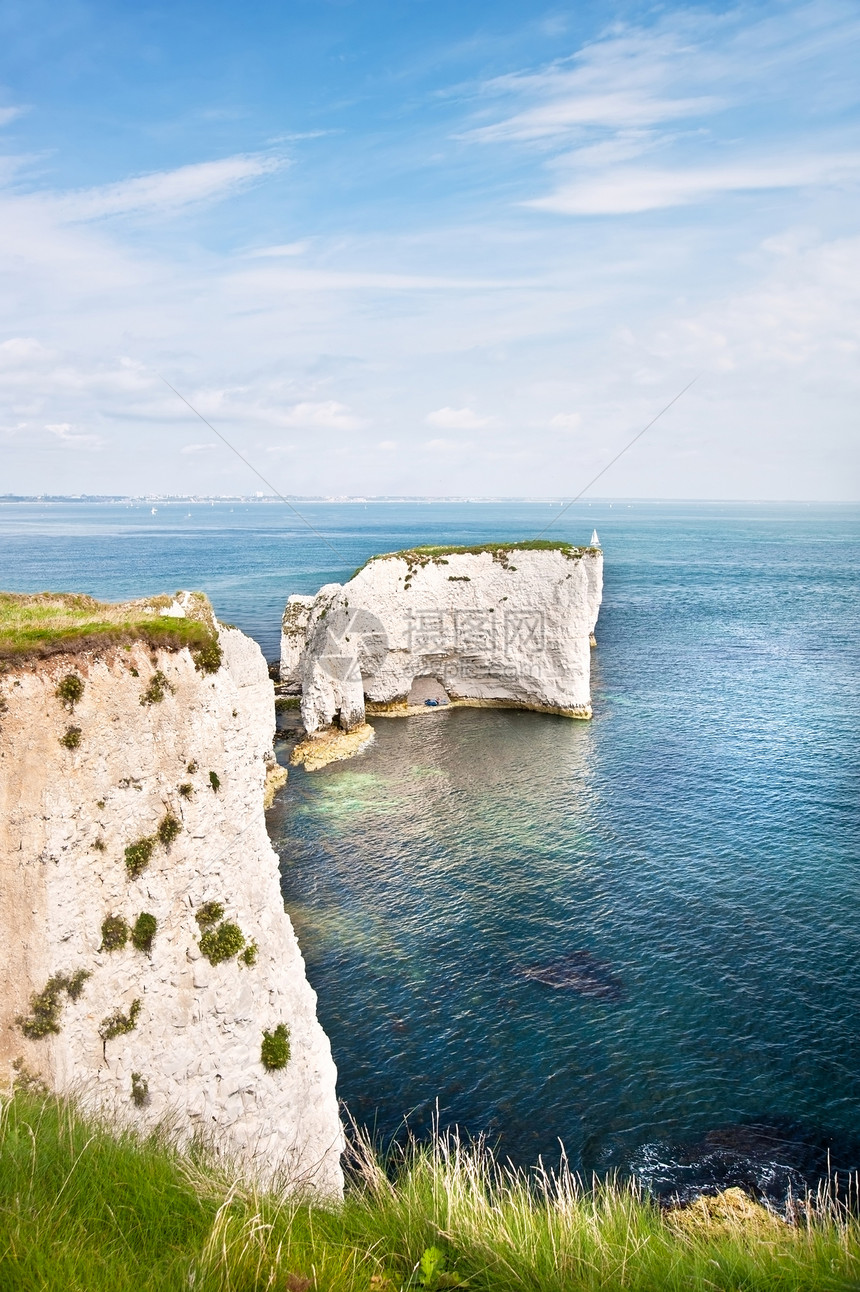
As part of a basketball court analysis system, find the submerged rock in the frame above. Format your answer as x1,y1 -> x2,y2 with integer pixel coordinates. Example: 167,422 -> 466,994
632,1120 -> 860,1210
517,950 -> 624,1001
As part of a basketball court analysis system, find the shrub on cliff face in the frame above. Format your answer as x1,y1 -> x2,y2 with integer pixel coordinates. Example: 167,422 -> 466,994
59,725 -> 82,749
139,670 -> 173,706
99,915 -> 129,952
157,812 -> 182,847
261,1023 -> 291,1071
199,921 -> 246,965
99,999 -> 141,1042
16,970 -> 90,1039
240,941 -> 258,966
195,901 -> 224,928
56,674 -> 84,710
131,912 -> 157,953
209,770 -> 221,792
125,836 -> 155,879
130,1072 -> 150,1108
193,639 -> 223,674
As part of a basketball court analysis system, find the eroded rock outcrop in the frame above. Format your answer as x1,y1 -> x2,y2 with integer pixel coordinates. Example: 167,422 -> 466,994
0,605 -> 343,1194
282,543 -> 602,741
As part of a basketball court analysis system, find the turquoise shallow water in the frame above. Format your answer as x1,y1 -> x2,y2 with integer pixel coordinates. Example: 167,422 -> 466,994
3,499 -> 858,1197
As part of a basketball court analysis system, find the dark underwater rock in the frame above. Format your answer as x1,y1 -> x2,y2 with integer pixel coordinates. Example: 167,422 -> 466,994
631,1119 -> 860,1210
517,950 -> 624,1001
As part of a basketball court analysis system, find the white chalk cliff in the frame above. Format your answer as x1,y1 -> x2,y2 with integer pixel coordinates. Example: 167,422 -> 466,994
281,544 -> 603,735
0,607 -> 343,1194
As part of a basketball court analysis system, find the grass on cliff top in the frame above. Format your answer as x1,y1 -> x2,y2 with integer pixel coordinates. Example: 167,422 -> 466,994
1,1090 -> 858,1292
0,591 -> 218,662
354,539 -> 598,577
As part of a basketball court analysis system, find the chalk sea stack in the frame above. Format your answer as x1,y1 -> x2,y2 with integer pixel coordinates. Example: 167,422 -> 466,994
281,541 -> 603,763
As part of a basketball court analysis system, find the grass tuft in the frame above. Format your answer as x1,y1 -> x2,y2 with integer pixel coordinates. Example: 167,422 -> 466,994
15,971 -> 91,1039
0,1092 -> 858,1292
125,836 -> 156,879
99,998 -> 141,1042
56,673 -> 84,709
0,591 -> 220,663
100,915 -> 129,952
199,920 -> 246,965
261,1022 -> 291,1070
195,901 -> 225,928
157,811 -> 182,847
131,912 -> 157,953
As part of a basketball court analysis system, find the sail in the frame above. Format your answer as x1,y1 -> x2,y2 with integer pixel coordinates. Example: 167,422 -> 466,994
591,529 -> 600,546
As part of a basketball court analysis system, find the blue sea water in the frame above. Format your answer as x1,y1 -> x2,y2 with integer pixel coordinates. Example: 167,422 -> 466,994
2,498 -> 858,1196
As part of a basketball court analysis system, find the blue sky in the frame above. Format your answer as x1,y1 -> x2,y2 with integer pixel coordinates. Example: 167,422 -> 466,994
0,0 -> 858,497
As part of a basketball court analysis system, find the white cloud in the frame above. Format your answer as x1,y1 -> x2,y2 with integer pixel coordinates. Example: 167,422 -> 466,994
425,406 -> 491,429
180,443 -> 218,455
528,153 -> 860,215
56,153 -> 284,221
281,400 -> 364,429
467,92 -> 719,143
45,422 -> 103,448
377,439 -> 398,450
550,412 -> 582,430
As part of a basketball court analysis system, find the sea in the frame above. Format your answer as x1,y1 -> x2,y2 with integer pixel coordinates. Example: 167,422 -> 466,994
2,497 -> 858,1203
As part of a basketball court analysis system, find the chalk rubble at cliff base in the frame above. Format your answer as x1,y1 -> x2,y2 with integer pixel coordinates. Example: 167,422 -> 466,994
0,598 -> 343,1195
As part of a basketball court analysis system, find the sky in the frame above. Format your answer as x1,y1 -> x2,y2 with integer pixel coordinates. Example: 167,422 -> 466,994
0,0 -> 858,499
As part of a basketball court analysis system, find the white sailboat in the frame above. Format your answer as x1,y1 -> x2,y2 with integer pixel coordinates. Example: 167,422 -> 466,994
590,529 -> 600,546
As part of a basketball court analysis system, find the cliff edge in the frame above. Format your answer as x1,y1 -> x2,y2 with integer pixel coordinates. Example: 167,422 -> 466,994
281,542 -> 603,743
0,592 -> 343,1194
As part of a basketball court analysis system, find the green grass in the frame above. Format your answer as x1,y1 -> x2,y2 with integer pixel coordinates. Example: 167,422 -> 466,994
0,1091 -> 857,1291
353,540 -> 598,578
0,591 -> 220,663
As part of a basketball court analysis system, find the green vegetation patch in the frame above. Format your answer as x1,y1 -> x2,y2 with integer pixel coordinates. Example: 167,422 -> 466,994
130,1072 -> 150,1108
16,971 -> 91,1039
0,591 -> 222,664
59,725 -> 82,749
353,539 -> 595,579
0,1090 -> 859,1292
99,915 -> 129,953
139,669 -> 173,705
199,920 -> 246,965
131,912 -> 157,954
208,770 -> 221,792
99,998 -> 141,1042
125,836 -> 156,879
56,673 -> 84,709
195,901 -> 225,928
156,812 -> 182,847
260,1022 -> 291,1070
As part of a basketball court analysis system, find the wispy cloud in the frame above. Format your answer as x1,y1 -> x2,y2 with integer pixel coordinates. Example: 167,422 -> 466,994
529,153 -> 860,215
56,153 -> 284,221
0,106 -> 27,128
246,240 -> 311,258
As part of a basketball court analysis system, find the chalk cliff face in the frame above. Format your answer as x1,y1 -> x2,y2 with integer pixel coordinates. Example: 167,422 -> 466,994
280,595 -> 315,693
282,546 -> 603,736
0,617 -> 343,1194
